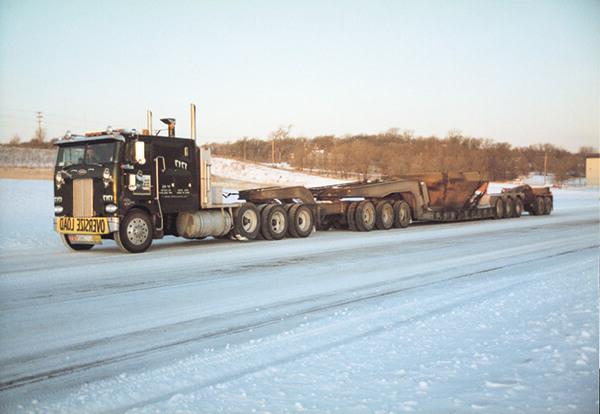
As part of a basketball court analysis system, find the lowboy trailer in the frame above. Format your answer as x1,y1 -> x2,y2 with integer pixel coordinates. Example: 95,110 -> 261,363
53,107 -> 553,253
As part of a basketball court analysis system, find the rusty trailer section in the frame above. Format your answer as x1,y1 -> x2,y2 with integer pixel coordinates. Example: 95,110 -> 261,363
238,186 -> 316,205
237,173 -> 554,234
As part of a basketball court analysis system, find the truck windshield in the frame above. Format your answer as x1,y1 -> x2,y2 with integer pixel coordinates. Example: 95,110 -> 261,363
57,142 -> 118,167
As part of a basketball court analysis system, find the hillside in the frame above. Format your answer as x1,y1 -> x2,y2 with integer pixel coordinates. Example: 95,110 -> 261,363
0,146 -> 343,188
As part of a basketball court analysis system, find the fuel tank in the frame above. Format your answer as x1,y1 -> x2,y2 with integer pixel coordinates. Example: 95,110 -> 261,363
176,210 -> 233,239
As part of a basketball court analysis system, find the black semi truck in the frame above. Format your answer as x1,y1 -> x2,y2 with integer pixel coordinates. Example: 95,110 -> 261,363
53,107 -> 553,253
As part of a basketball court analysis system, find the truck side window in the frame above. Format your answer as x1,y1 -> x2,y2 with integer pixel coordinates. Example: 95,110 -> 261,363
124,142 -> 134,163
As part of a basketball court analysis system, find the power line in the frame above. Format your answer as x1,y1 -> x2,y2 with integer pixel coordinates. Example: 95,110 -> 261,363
35,111 -> 44,140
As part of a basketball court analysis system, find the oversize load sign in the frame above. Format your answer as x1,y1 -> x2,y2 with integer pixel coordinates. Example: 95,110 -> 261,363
56,217 -> 109,234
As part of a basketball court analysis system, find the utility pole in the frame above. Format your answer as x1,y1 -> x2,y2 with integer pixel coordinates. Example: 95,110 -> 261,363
271,139 -> 275,164
544,152 -> 548,185
35,111 -> 44,142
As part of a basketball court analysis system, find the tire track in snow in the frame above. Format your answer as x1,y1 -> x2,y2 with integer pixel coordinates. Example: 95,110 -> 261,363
35,249 -> 599,414
0,244 -> 596,395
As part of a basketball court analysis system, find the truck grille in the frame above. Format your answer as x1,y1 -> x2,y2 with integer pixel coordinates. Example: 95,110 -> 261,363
73,179 -> 94,217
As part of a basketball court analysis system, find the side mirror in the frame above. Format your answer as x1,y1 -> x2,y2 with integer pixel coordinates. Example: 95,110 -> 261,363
134,141 -> 146,165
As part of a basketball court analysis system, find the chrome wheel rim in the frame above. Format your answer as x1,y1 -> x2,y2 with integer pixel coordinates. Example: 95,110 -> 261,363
297,209 -> 311,232
242,209 -> 258,233
127,217 -> 149,245
270,211 -> 286,234
362,205 -> 375,225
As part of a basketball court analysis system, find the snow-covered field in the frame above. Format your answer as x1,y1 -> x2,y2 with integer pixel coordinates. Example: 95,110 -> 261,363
0,179 -> 598,413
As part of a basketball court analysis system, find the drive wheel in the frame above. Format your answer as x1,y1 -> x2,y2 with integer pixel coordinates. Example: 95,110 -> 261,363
115,210 -> 153,253
375,201 -> 394,230
514,197 -> 523,217
544,197 -> 553,215
493,198 -> 504,219
504,198 -> 514,218
393,200 -> 411,228
355,200 -> 376,232
233,202 -> 260,240
288,204 -> 314,238
261,204 -> 288,240
346,202 -> 358,231
60,234 -> 94,251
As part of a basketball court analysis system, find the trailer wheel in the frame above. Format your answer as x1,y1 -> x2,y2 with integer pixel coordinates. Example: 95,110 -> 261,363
347,202 -> 358,231
393,200 -> 411,228
375,201 -> 394,230
544,197 -> 553,215
493,198 -> 504,219
60,234 -> 94,251
533,197 -> 545,216
355,200 -> 376,231
261,204 -> 288,240
514,197 -> 523,218
115,210 -> 153,253
504,198 -> 514,218
233,202 -> 260,240
288,204 -> 313,238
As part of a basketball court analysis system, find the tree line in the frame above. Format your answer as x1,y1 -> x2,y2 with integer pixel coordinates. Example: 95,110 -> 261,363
210,129 -> 596,183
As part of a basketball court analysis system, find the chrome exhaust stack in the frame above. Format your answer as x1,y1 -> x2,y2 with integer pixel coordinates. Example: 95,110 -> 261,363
190,103 -> 197,143
146,110 -> 152,135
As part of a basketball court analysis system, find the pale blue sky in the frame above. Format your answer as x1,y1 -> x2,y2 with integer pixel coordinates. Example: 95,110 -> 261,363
0,0 -> 598,150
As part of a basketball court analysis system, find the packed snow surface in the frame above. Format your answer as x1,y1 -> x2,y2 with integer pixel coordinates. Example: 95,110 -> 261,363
0,179 -> 598,413
210,157 -> 344,187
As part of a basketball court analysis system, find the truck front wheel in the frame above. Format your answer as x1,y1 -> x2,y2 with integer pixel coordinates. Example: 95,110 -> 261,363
60,234 -> 94,251
115,210 -> 153,253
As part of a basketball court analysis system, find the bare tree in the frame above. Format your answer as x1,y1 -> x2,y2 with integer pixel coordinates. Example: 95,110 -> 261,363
9,134 -> 21,145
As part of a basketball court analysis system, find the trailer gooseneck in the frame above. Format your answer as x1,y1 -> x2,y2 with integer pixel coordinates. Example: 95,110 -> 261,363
53,107 -> 554,253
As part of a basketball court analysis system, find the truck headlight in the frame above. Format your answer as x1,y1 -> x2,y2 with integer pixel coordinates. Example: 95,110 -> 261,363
105,204 -> 118,213
55,171 -> 64,189
54,205 -> 64,214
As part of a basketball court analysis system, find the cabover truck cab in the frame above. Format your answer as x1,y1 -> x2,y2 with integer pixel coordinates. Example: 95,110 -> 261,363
54,129 -> 260,253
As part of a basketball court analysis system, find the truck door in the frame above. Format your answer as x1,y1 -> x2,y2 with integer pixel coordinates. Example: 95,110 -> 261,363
153,141 -> 197,212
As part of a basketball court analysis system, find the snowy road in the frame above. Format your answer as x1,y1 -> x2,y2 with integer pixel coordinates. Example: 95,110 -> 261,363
0,180 -> 598,413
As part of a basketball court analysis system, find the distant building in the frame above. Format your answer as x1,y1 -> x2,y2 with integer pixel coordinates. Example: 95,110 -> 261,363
586,155 -> 600,187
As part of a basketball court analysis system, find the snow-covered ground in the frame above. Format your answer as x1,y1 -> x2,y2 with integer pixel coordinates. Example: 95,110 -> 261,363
0,179 -> 598,413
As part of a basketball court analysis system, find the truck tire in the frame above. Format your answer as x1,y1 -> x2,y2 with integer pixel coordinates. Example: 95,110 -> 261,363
60,234 -> 94,251
514,197 -> 523,218
355,200 -> 376,232
393,200 -> 411,228
504,197 -> 514,218
288,204 -> 314,238
493,198 -> 504,219
261,204 -> 288,240
115,209 -> 153,253
233,202 -> 260,240
544,197 -> 553,215
533,197 -> 545,216
346,202 -> 358,231
375,201 -> 394,230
